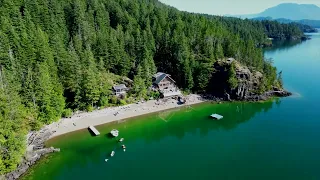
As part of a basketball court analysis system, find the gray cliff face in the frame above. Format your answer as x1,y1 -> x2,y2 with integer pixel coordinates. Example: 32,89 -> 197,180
209,59 -> 291,101
234,62 -> 291,100
233,63 -> 263,100
5,128 -> 60,180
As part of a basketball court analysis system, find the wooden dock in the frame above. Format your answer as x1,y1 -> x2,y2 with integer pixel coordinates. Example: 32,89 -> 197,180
88,126 -> 100,136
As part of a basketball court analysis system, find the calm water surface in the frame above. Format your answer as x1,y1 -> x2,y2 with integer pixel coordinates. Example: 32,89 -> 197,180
23,33 -> 320,180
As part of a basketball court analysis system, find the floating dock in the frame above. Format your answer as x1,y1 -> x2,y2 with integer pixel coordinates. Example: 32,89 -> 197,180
88,126 -> 100,136
210,114 -> 223,120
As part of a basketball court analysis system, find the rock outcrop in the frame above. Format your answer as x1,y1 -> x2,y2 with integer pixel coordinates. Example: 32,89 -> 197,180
5,128 -> 60,180
208,59 -> 292,101
245,90 -> 292,101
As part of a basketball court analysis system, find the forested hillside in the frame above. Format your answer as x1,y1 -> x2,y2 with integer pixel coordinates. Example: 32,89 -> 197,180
252,17 -> 318,33
290,22 -> 318,33
205,16 -> 305,41
0,0 -> 302,174
261,20 -> 305,40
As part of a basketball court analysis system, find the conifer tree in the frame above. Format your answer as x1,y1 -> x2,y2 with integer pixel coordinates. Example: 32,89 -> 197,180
81,49 -> 100,109
132,65 -> 147,99
228,62 -> 238,89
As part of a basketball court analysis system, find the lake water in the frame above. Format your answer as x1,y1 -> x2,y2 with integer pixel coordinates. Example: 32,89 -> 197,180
23,33 -> 320,180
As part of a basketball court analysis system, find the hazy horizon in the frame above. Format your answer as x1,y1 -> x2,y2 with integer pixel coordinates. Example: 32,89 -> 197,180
159,0 -> 320,15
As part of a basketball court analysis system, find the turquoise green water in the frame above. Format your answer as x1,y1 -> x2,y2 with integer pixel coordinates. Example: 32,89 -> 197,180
23,33 -> 320,180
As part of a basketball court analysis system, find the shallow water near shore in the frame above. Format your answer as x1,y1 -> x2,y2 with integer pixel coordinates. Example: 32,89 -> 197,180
22,33 -> 320,180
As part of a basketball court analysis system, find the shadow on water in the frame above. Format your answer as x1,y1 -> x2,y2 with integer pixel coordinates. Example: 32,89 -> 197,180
105,132 -> 115,139
88,128 -> 97,137
264,40 -> 305,53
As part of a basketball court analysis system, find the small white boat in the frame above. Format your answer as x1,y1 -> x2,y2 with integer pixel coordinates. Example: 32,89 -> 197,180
119,138 -> 124,142
122,145 -> 126,149
110,151 -> 115,157
105,159 -> 109,162
110,129 -> 119,137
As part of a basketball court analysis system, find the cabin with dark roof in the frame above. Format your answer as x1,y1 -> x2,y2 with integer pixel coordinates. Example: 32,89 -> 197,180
152,72 -> 181,97
113,84 -> 127,96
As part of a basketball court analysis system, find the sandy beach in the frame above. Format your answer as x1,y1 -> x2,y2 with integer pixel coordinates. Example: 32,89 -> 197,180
48,94 -> 205,139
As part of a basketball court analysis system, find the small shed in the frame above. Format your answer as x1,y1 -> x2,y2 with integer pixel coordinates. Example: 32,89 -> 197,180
113,84 -> 127,96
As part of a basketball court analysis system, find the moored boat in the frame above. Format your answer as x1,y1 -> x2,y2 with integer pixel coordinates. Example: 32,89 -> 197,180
110,129 -> 119,137
110,151 -> 115,157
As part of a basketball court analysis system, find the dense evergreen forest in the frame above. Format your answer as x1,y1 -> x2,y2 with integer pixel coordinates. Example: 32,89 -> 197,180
291,23 -> 318,33
252,17 -> 318,33
206,16 -> 305,41
0,0 -> 304,174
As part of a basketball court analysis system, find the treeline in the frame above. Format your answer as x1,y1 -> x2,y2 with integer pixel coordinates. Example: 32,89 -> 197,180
291,23 -> 318,33
299,19 -> 320,28
261,20 -> 304,40
252,17 -> 318,33
206,16 -> 305,41
0,0 -> 300,174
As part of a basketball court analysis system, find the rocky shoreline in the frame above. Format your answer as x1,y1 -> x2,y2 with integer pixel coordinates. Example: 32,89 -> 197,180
201,90 -> 292,102
3,90 -> 292,179
4,128 -> 60,180
242,90 -> 292,101
207,59 -> 293,102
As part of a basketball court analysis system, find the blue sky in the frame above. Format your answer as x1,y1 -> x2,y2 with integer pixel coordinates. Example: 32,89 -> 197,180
159,0 -> 320,15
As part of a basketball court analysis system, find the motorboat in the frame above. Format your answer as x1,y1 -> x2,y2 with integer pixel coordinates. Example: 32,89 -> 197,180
110,129 -> 119,137
110,151 -> 115,157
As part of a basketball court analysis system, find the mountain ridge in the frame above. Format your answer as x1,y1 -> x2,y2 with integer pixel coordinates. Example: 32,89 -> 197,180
229,3 -> 320,21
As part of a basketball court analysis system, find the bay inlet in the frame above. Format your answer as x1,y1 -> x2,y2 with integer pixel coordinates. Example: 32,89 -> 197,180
22,33 -> 320,180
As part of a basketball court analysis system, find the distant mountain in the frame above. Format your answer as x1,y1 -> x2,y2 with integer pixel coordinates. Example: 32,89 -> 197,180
259,3 -> 320,20
231,3 -> 320,21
